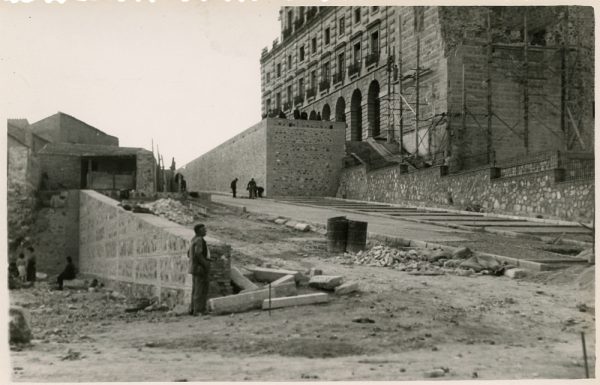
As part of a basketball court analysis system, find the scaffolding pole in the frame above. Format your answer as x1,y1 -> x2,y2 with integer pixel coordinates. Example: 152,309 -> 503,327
415,34 -> 421,156
486,10 -> 493,164
398,13 -> 404,158
523,11 -> 529,154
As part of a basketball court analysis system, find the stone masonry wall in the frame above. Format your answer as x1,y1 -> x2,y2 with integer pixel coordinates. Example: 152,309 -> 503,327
338,163 -> 593,222
182,120 -> 267,196
135,152 -> 156,195
38,153 -> 81,190
266,118 -> 346,196
79,190 -> 231,305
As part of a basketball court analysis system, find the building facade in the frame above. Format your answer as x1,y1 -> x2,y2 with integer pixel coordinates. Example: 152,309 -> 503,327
260,6 -> 594,170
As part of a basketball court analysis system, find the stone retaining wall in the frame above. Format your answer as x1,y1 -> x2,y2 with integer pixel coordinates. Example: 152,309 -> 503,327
79,190 -> 231,305
338,164 -> 593,222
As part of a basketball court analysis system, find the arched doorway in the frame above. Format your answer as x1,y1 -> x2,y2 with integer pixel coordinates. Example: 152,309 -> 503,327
368,80 -> 380,138
300,111 -> 308,120
350,89 -> 362,141
335,97 -> 346,122
322,104 -> 331,121
309,110 -> 317,120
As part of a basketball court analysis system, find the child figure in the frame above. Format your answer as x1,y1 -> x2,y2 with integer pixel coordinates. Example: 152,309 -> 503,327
16,253 -> 27,282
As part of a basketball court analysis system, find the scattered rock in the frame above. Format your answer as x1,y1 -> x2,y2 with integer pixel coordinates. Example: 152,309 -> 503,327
352,317 -> 375,324
308,275 -> 343,290
452,247 -> 472,259
294,223 -> 311,232
334,281 -> 359,295
428,250 -> 451,262
9,306 -> 32,344
35,272 -> 48,280
505,268 -> 527,279
424,368 -> 446,378
60,349 -> 83,361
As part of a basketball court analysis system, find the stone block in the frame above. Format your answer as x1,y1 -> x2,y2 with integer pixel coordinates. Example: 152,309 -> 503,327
9,306 -> 32,344
63,279 -> 87,289
308,275 -> 344,290
247,266 -> 300,283
261,292 -> 329,310
309,268 -> 322,277
504,268 -> 527,279
230,266 -> 259,291
452,247 -> 472,259
274,218 -> 287,225
294,223 -> 311,232
334,281 -> 359,295
208,282 -> 297,315
285,220 -> 299,228
271,274 -> 295,287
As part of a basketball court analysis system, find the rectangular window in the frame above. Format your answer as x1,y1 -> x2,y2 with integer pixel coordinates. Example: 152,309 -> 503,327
353,42 -> 361,64
277,63 -> 281,77
322,61 -> 330,79
310,70 -> 316,89
287,85 -> 292,104
266,72 -> 270,83
287,55 -> 292,70
354,8 -> 361,24
337,52 -> 345,73
311,37 -> 317,54
266,98 -> 271,112
276,92 -> 281,110
370,31 -> 379,54
325,27 -> 330,45
371,6 -> 379,13
299,46 -> 305,61
287,11 -> 293,29
339,17 -> 345,35
298,78 -> 305,95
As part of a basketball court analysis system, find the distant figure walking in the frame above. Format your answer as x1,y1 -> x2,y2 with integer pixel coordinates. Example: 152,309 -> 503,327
57,256 -> 77,290
188,223 -> 212,316
25,247 -> 36,283
247,178 -> 257,199
230,178 -> 238,198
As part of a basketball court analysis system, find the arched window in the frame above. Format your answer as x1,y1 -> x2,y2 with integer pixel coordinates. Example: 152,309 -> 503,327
368,80 -> 381,138
350,89 -> 362,141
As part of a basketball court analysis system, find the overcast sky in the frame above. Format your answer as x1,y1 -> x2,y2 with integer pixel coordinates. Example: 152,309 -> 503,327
1,0 -> 283,166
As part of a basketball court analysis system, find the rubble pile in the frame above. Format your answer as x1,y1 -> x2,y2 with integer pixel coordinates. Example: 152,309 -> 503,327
336,245 -> 504,276
140,198 -> 195,224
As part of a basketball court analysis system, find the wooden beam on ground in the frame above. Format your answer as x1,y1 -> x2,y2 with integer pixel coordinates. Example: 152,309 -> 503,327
230,266 -> 259,291
261,293 -> 329,310
208,282 -> 297,315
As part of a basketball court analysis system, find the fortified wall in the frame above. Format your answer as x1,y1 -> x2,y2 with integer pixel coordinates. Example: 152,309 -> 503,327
182,118 -> 346,197
78,190 -> 231,305
338,151 -> 593,222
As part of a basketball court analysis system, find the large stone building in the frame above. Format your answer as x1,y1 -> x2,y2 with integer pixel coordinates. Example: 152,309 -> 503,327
260,6 -> 594,170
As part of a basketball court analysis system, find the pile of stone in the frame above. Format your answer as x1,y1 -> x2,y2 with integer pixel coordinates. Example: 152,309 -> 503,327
140,198 -> 195,224
337,245 -> 512,277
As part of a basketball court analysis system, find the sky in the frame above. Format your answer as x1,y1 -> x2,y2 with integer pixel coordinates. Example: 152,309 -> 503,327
0,0 -> 283,166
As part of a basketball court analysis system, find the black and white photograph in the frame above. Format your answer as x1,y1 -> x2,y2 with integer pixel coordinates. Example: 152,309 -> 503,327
2,0 -> 596,382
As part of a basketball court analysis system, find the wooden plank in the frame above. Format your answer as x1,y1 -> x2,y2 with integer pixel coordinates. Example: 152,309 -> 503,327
230,266 -> 259,291
208,282 -> 297,315
261,293 -> 329,310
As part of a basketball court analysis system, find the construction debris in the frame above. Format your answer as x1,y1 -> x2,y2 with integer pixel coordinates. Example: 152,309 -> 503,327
208,282 -> 297,315
139,198 -> 196,224
336,245 -> 506,276
334,281 -> 359,295
261,292 -> 329,310
246,267 -> 300,283
271,274 -> 295,287
504,268 -> 527,279
230,266 -> 259,291
9,306 -> 32,344
308,275 -> 344,290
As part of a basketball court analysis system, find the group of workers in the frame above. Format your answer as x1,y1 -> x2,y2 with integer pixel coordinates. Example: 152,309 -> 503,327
230,177 -> 264,199
9,245 -> 77,290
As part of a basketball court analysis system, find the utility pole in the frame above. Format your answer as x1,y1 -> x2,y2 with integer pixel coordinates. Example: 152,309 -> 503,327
398,14 -> 404,159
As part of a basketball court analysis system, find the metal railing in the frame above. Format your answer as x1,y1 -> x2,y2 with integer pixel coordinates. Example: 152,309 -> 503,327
319,78 -> 330,92
332,71 -> 343,85
366,51 -> 379,67
347,61 -> 361,77
306,87 -> 316,99
294,94 -> 304,105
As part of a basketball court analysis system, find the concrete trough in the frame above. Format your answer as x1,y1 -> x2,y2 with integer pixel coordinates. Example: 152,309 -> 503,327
261,292 -> 329,310
208,282 -> 297,315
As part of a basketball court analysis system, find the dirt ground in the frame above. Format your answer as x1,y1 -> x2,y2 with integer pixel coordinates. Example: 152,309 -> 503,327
9,204 -> 596,381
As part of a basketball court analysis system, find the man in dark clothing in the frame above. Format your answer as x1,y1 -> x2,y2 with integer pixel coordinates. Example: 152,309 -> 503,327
188,223 -> 212,315
230,178 -> 238,198
57,256 -> 77,290
256,186 -> 264,198
25,246 -> 36,283
247,178 -> 257,199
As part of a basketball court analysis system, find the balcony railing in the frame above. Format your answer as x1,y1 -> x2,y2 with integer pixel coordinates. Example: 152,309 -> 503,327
332,71 -> 343,85
294,94 -> 305,105
306,7 -> 317,21
348,61 -> 361,77
319,78 -> 330,92
306,87 -> 316,99
283,101 -> 292,111
366,51 -> 380,67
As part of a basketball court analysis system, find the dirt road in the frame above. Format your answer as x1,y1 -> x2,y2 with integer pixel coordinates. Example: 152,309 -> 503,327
9,207 -> 595,381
